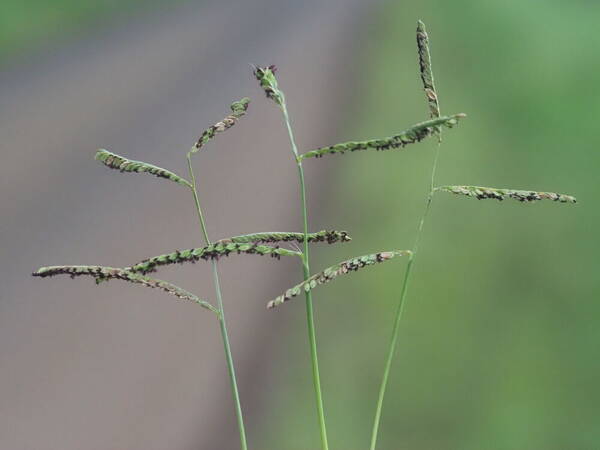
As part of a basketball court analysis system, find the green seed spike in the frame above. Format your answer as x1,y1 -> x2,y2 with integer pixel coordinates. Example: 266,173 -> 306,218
95,149 -> 192,188
32,265 -> 217,313
266,250 -> 412,309
417,20 -> 440,121
190,98 -> 250,154
128,242 -> 303,275
220,230 -> 352,245
252,65 -> 283,106
435,185 -> 577,203
299,114 -> 465,160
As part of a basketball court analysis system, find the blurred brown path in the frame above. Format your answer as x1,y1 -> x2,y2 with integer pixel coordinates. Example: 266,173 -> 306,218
0,1 -> 366,448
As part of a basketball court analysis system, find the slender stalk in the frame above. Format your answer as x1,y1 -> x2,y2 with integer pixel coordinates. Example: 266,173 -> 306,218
187,155 -> 211,244
187,153 -> 248,450
369,142 -> 441,450
281,100 -> 330,450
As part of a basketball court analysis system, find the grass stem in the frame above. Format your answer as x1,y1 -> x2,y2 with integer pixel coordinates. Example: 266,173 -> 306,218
369,141 -> 441,450
282,100 -> 330,450
187,152 -> 248,450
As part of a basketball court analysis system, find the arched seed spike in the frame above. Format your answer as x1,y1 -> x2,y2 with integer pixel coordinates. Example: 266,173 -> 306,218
95,149 -> 191,187
190,98 -> 250,154
218,230 -> 352,245
267,250 -> 412,309
299,114 -> 465,160
435,185 -> 577,204
32,265 -> 217,313
127,242 -> 303,275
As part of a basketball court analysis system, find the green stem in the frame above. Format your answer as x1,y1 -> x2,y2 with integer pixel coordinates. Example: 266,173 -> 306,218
187,155 -> 210,244
187,153 -> 248,450
281,100 -> 330,450
369,142 -> 441,450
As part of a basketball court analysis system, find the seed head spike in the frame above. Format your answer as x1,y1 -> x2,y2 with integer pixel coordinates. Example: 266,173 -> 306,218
300,114 -> 465,160
95,149 -> 191,187
417,20 -> 441,121
435,185 -> 577,204
220,230 -> 352,245
127,242 -> 303,275
253,65 -> 284,106
191,98 -> 250,154
267,250 -> 411,309
32,265 -> 217,313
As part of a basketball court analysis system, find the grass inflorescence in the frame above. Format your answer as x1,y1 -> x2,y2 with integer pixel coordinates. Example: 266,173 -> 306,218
31,19 -> 576,450
33,265 -> 216,312
191,98 -> 250,153
416,20 -> 440,121
128,243 -> 302,275
95,149 -> 191,187
300,114 -> 465,160
267,251 -> 411,309
435,185 -> 577,203
219,230 -> 351,245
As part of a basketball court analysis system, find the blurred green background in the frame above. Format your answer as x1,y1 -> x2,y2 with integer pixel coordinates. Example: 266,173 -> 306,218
1,1 -> 597,449
0,0 -> 169,62
257,2 -> 598,450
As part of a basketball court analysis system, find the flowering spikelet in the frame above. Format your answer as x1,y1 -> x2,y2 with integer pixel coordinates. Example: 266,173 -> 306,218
267,250 -> 411,309
435,185 -> 577,203
299,114 -> 465,160
95,149 -> 191,187
220,230 -> 351,245
417,20 -> 440,120
128,242 -> 302,275
32,265 -> 217,313
191,98 -> 250,154
252,65 -> 283,106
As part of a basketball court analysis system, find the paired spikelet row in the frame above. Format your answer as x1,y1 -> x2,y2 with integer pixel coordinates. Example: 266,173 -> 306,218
128,242 -> 302,275
416,20 -> 440,120
299,114 -> 465,160
191,98 -> 250,153
32,265 -> 217,313
221,230 -> 351,245
267,250 -> 411,309
435,185 -> 577,203
252,65 -> 283,106
95,149 -> 191,187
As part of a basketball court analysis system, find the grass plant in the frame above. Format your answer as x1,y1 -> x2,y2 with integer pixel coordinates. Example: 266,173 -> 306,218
32,20 -> 576,450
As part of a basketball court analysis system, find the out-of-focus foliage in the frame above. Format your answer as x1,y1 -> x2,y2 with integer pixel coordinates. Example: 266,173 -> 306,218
258,1 -> 599,449
0,0 -> 180,62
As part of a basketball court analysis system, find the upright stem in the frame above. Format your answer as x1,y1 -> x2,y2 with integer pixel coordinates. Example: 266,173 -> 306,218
369,141 -> 441,450
187,154 -> 248,450
281,101 -> 330,450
